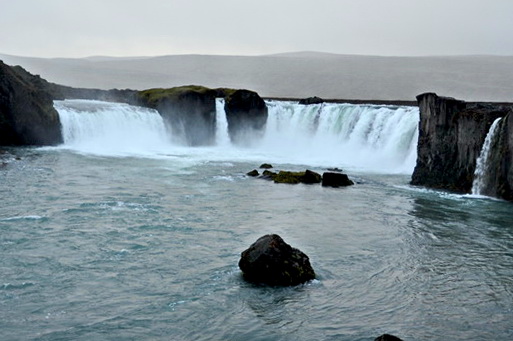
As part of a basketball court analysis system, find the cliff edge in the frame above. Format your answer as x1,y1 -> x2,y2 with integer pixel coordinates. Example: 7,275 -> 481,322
411,93 -> 513,200
0,61 -> 63,145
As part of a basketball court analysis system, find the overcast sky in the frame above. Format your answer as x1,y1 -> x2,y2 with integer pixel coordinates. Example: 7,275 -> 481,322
1,0 -> 512,58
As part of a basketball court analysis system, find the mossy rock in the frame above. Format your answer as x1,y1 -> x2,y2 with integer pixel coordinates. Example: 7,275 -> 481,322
272,170 -> 322,184
137,85 -> 215,108
274,171 -> 305,184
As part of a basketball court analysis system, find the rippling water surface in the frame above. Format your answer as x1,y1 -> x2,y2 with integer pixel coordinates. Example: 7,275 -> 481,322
1,147 -> 512,341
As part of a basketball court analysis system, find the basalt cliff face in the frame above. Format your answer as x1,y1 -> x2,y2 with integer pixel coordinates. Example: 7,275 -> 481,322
224,89 -> 268,145
411,93 -> 513,200
0,61 -> 268,147
0,61 -> 63,145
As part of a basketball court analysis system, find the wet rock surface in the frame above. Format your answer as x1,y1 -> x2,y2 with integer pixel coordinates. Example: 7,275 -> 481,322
239,234 -> 316,286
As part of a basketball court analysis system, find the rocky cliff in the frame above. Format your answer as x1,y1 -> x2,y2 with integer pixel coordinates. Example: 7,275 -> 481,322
411,93 -> 513,200
0,61 -> 62,145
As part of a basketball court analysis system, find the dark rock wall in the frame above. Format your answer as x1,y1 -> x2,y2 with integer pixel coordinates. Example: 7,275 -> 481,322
224,89 -> 268,144
411,92 -> 512,199
0,61 -> 63,145
137,86 -> 218,146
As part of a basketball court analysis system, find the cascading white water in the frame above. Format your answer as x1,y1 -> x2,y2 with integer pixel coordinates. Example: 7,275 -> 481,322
55,99 -> 173,156
258,101 -> 419,173
471,117 -> 503,196
54,99 -> 419,173
215,98 -> 230,147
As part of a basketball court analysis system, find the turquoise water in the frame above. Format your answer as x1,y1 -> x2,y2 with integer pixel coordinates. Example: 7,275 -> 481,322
1,100 -> 512,340
1,148 -> 512,340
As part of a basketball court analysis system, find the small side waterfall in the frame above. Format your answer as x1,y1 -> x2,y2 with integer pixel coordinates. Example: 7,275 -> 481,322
471,117 -> 503,196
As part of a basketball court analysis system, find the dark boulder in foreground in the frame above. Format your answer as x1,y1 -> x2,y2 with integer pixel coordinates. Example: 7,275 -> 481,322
224,89 -> 268,144
0,61 -> 63,146
239,234 -> 316,286
322,172 -> 354,187
374,334 -> 403,341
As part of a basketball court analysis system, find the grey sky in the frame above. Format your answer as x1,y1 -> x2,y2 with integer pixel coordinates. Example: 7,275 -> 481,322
1,0 -> 512,58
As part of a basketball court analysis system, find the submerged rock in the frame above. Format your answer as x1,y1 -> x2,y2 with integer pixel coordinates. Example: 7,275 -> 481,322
260,170 -> 277,181
321,172 -> 354,187
259,163 -> 273,169
239,234 -> 316,286
374,334 -> 403,341
246,169 -> 259,177
327,167 -> 343,172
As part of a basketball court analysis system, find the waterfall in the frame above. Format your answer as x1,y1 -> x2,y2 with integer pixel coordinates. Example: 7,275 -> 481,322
215,98 -> 230,147
54,99 -> 419,173
259,101 -> 419,173
471,117 -> 503,196
55,99 -> 173,156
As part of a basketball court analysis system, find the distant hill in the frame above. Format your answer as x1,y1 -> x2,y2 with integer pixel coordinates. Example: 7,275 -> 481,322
1,52 -> 512,102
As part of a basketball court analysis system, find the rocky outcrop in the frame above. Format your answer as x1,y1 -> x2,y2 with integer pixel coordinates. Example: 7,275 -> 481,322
0,61 -> 63,145
246,169 -> 259,177
137,86 -> 218,146
298,96 -> 324,105
253,169 -> 322,184
322,172 -> 354,187
224,89 -> 268,144
239,234 -> 316,286
411,93 -> 512,197
272,170 -> 321,184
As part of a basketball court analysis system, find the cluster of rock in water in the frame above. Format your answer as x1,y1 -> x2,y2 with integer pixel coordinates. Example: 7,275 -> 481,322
247,163 -> 354,187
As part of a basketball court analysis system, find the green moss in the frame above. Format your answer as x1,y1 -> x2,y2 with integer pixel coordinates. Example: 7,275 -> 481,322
274,171 -> 305,184
214,87 -> 237,98
137,85 -> 214,107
